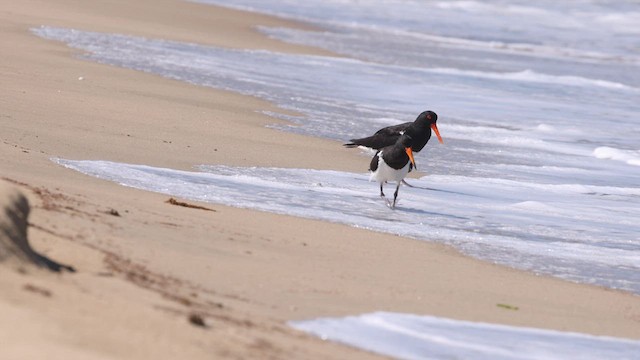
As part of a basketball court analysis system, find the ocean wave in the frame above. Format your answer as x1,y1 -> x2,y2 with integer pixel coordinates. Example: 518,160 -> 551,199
594,147 -> 640,166
425,68 -> 635,91
359,24 -> 635,64
433,0 -> 551,16
291,312 -> 640,360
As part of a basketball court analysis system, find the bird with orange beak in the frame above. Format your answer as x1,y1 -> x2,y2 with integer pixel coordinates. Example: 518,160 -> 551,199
369,134 -> 417,209
344,110 -> 443,152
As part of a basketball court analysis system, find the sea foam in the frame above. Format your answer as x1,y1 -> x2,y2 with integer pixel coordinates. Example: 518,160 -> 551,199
290,312 -> 640,360
594,147 -> 640,166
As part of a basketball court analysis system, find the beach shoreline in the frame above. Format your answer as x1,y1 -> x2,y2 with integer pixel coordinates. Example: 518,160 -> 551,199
1,0 -> 639,358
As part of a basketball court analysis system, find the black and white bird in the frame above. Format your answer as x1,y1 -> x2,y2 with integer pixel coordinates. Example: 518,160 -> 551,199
369,134 -> 417,209
344,110 -> 443,152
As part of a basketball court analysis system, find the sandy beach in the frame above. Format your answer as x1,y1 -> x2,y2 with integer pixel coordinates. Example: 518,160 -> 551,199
1,0 -> 639,358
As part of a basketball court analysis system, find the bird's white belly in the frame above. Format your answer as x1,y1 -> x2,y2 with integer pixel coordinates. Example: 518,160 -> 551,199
370,158 -> 410,184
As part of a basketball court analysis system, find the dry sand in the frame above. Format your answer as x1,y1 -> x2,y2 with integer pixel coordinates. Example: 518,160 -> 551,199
1,0 -> 639,358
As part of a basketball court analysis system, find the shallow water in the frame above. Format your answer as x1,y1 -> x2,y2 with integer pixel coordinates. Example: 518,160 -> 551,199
290,312 -> 640,360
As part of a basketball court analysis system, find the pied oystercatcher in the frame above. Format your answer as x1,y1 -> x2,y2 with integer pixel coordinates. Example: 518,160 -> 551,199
344,110 -> 443,151
369,134 -> 417,209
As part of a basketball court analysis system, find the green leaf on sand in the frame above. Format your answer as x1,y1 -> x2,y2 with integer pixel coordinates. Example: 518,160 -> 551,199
497,303 -> 519,311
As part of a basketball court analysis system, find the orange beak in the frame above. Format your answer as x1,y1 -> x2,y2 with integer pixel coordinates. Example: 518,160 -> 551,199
431,123 -> 444,144
405,147 -> 417,170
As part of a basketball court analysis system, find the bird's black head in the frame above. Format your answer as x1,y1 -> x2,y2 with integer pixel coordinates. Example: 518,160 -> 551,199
416,110 -> 438,124
415,110 -> 443,144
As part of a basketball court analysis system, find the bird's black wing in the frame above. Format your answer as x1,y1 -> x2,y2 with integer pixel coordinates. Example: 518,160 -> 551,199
343,122 -> 412,149
369,151 -> 381,172
373,122 -> 411,136
344,134 -> 397,149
